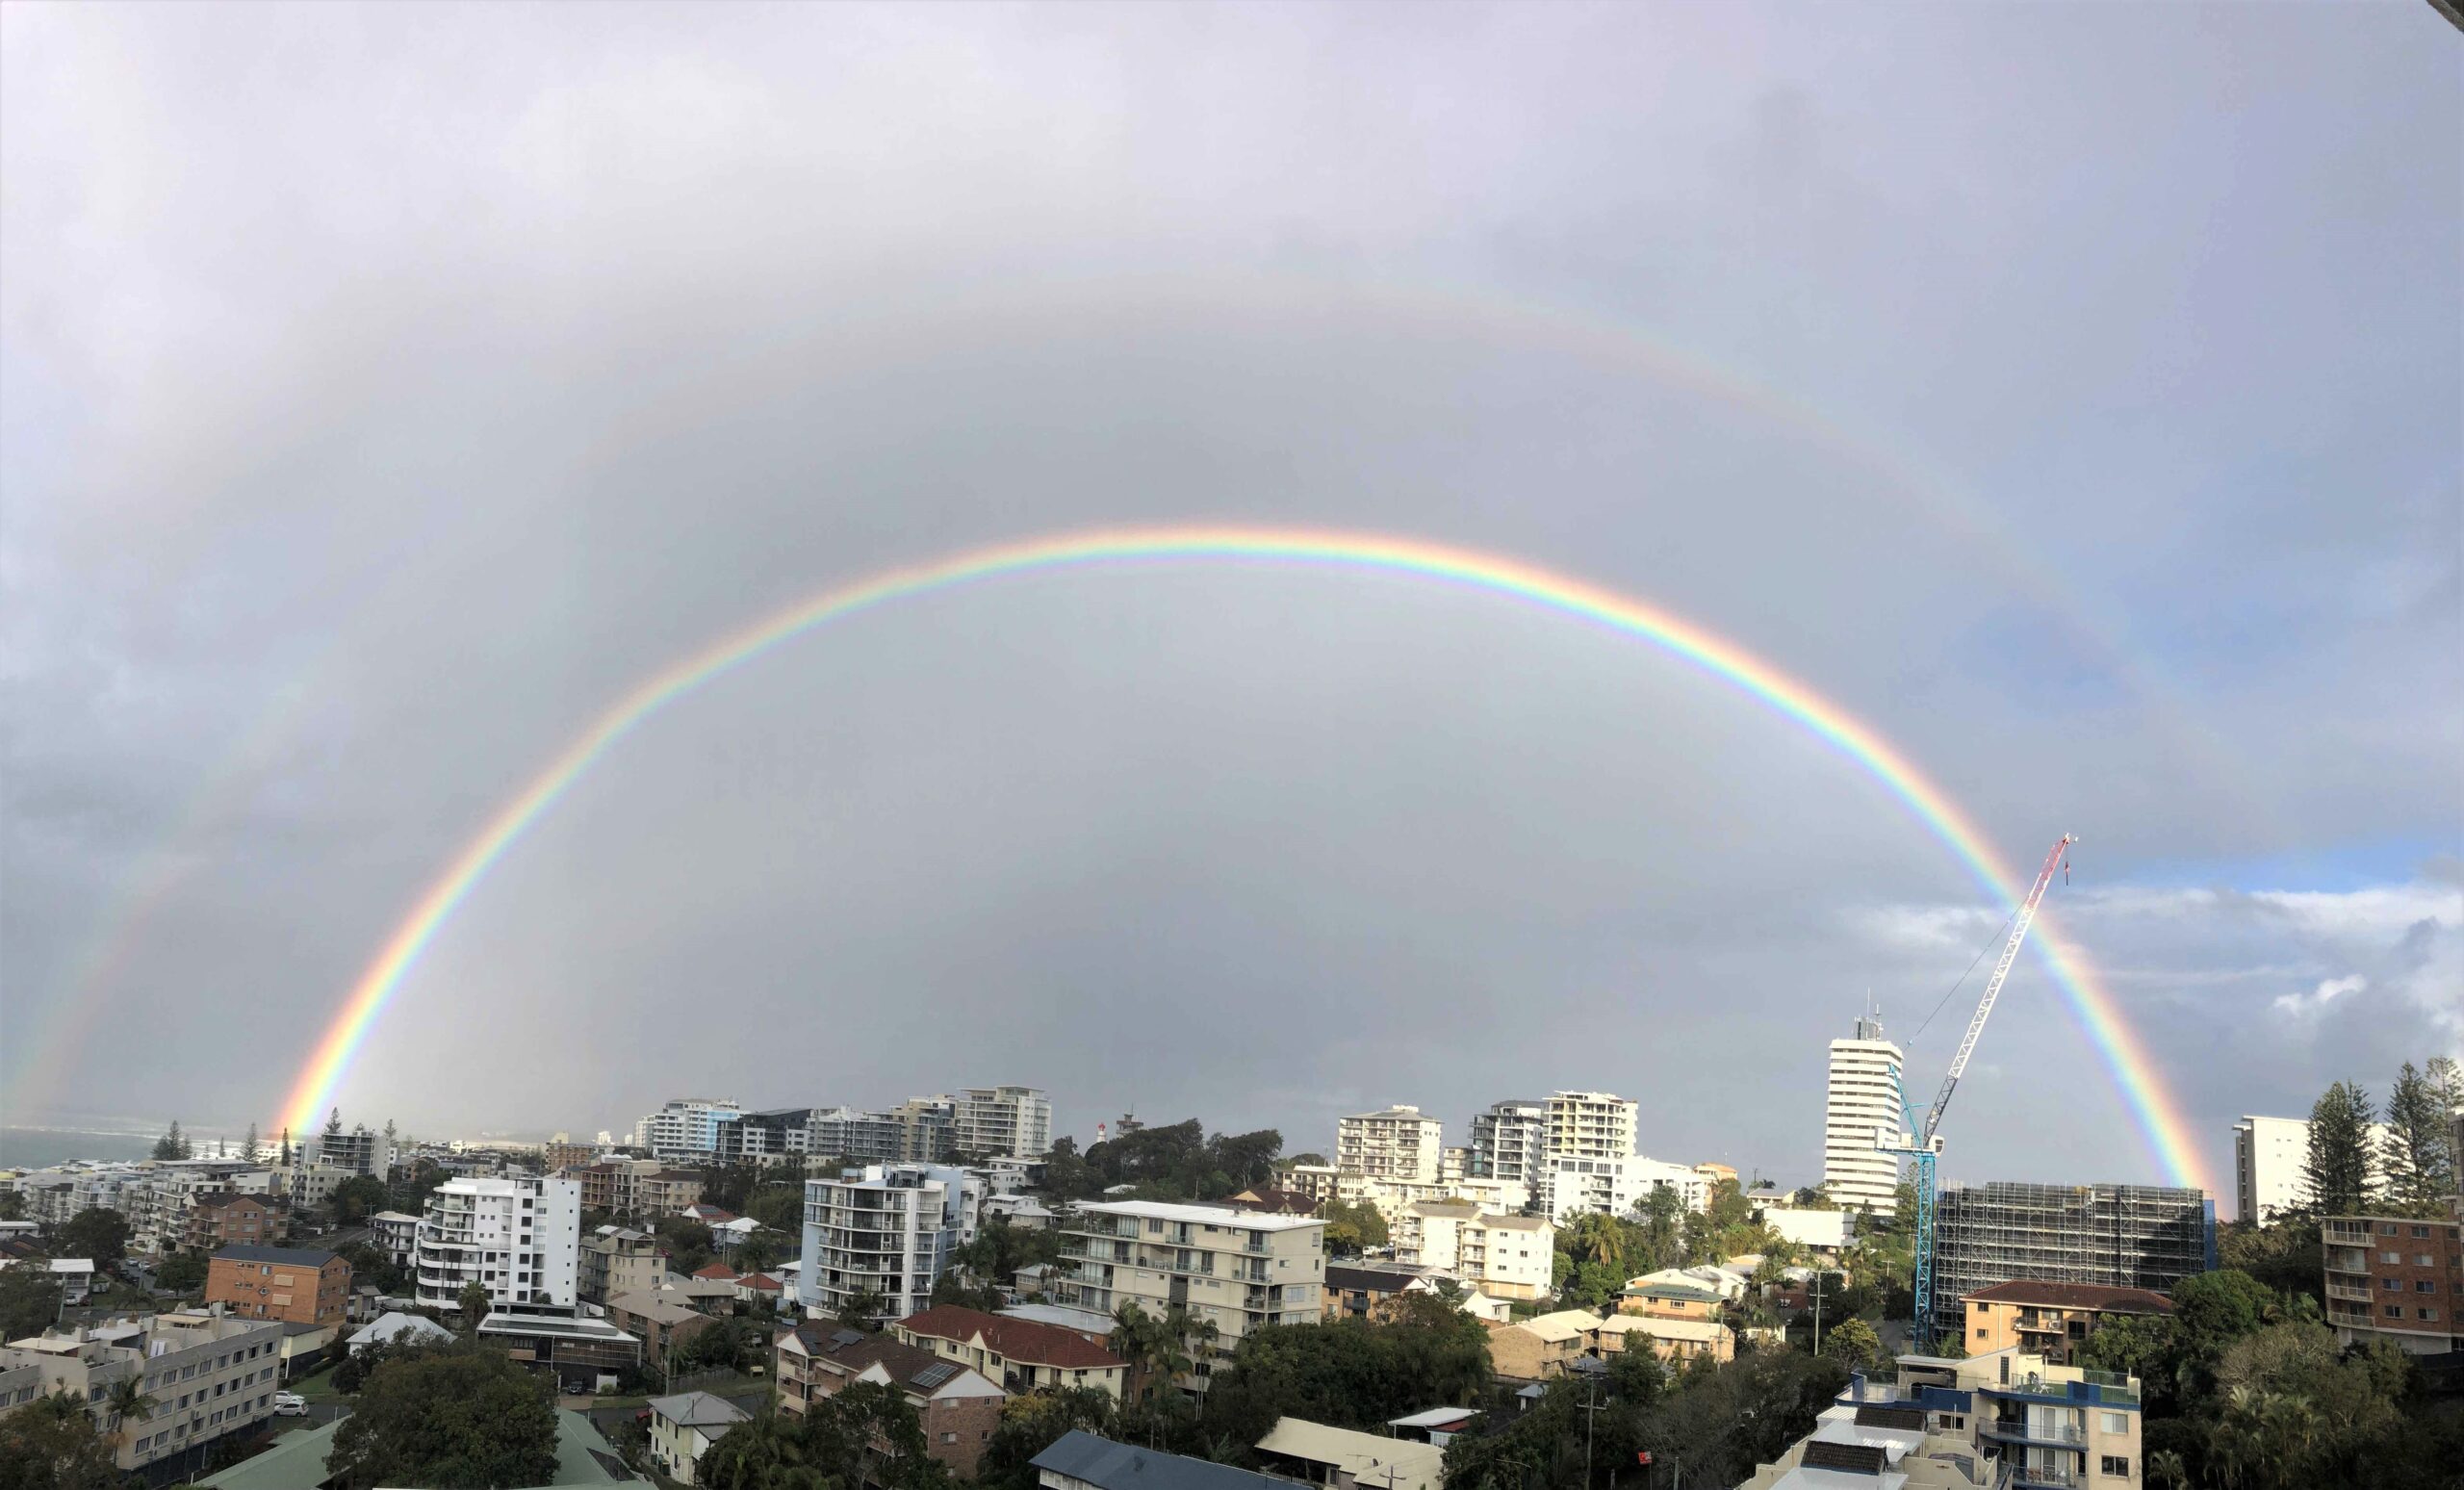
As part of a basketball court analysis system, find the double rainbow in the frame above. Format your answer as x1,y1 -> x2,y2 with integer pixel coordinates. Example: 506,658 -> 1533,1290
274,525 -> 2212,1193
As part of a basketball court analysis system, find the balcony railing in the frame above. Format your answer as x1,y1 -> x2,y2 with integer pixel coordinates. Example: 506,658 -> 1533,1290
2327,1283 -> 2374,1303
1986,1419 -> 2085,1447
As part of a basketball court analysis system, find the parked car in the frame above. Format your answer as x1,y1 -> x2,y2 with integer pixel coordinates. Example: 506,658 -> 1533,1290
272,1393 -> 307,1416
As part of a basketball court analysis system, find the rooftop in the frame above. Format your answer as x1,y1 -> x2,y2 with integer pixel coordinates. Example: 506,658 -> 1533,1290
1033,1430 -> 1291,1490
213,1245 -> 338,1267
197,1409 -> 629,1490
649,1390 -> 752,1429
896,1305 -> 1125,1369
1256,1418 -> 1444,1490
1074,1199 -> 1323,1232
1962,1280 -> 2177,1314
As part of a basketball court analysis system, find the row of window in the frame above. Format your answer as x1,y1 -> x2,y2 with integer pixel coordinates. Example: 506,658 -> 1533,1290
2378,1277 -> 2442,1292
131,1392 -> 272,1453
2380,1305 -> 2440,1321
2376,1251 -> 2442,1267
144,1339 -> 272,1393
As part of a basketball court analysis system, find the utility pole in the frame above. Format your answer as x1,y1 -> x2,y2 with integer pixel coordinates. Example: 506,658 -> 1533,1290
1810,1269 -> 1828,1355
1578,1376 -> 1608,1488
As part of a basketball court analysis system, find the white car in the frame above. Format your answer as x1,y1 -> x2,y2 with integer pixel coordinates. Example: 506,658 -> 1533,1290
272,1393 -> 307,1416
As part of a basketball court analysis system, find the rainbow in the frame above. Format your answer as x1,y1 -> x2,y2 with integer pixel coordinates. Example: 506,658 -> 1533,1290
278,525 -> 2213,1193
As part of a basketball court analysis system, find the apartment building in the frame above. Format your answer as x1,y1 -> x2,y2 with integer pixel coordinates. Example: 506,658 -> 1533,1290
1051,1200 -> 1325,1389
893,1303 -> 1129,1399
187,1193 -> 289,1254
543,1141 -> 602,1171
890,1097 -> 960,1163
1737,1348 -> 2145,1490
1962,1281 -> 2175,1367
2323,1203 -> 2463,1355
1546,1092 -> 1637,1165
579,1225 -> 668,1305
1542,1153 -> 1705,1222
636,1099 -> 746,1162
807,1106 -> 907,1164
270,1161 -> 357,1219
205,1245 -> 351,1325
1336,1172 -> 1530,1225
1335,1106 -> 1446,1184
955,1087 -> 1055,1160
1929,1182 -> 2216,1344
1824,1016 -> 1905,1217
414,1174 -> 582,1312
1281,1164 -> 1340,1203
576,1159 -> 706,1219
1396,1201 -> 1554,1300
127,1161 -> 278,1254
370,1210 -> 422,1268
733,1109 -> 814,1160
0,1310 -> 285,1475
798,1164 -> 983,1324
305,1124 -> 394,1179
2231,1114 -> 2397,1222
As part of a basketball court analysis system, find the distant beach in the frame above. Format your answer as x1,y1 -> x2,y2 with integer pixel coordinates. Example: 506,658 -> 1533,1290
0,1127 -> 165,1169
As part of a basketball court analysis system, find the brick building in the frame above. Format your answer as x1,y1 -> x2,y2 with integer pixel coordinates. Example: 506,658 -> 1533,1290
1961,1280 -> 2175,1366
205,1246 -> 351,1326
2324,1203 -> 2464,1355
775,1323 -> 1004,1478
187,1194 -> 289,1254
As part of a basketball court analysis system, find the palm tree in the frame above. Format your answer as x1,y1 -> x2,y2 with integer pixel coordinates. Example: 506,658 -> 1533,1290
103,1375 -> 156,1447
2145,1450 -> 2189,1490
1109,1303 -> 1165,1403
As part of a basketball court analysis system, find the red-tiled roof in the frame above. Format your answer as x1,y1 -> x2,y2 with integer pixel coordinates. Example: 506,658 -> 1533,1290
895,1305 -> 1125,1370
1964,1280 -> 2176,1314
737,1272 -> 783,1290
691,1263 -> 739,1280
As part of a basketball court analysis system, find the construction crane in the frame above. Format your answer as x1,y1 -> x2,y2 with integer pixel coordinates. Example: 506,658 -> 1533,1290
1882,833 -> 2076,1351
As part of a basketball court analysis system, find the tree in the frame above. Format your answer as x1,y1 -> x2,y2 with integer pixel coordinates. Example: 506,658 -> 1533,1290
244,1122 -> 261,1164
746,1184 -> 806,1235
981,1390 -> 1115,1490
457,1280 -> 490,1332
2300,1081 -> 2375,1216
2380,1063 -> 2457,1214
331,1174 -> 392,1224
1318,1199 -> 1388,1257
663,1218 -> 717,1277
0,1191 -> 21,1222
152,1121 -> 189,1162
280,1126 -> 295,1168
1818,1317 -> 1881,1372
837,1286 -> 890,1330
0,1265 -> 64,1341
102,1375 -> 157,1449
326,1348 -> 558,1489
694,1408 -> 829,1490
57,1208 -> 130,1270
0,1392 -> 124,1490
801,1379 -> 941,1490
326,1107 -> 346,1143
337,1241 -> 408,1296
154,1253 -> 208,1294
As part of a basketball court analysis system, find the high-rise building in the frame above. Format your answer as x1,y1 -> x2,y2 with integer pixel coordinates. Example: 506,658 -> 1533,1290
954,1087 -> 1054,1160
413,1174 -> 582,1312
1335,1106 -> 1445,1183
1050,1200 -> 1325,1389
1467,1100 -> 1549,1184
1823,1015 -> 1904,1217
807,1106 -> 906,1164
2231,1114 -> 2397,1221
1541,1153 -> 1707,1221
798,1164 -> 983,1324
1928,1181 -> 2217,1342
890,1097 -> 959,1163
2323,1203 -> 2463,1356
306,1124 -> 395,1179
1545,1092 -> 1638,1165
635,1099 -> 745,1161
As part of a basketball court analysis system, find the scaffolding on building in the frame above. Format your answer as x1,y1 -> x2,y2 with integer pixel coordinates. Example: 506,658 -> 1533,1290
1930,1181 -> 2216,1339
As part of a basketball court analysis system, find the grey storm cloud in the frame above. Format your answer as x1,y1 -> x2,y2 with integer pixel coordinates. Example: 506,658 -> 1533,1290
3,2 -> 2456,1196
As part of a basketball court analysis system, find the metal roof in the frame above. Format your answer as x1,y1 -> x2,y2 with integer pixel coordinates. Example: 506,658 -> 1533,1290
1032,1431 -> 1290,1490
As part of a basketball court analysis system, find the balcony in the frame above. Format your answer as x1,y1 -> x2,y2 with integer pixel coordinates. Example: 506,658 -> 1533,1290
2010,1463 -> 2082,1489
2327,1282 -> 2374,1304
1984,1418 -> 2085,1448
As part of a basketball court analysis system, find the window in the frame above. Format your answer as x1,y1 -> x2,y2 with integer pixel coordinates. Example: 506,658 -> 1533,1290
2419,1256 -> 2436,1268
942,1432 -> 958,1444
2102,1456 -> 2131,1477
2413,1226 -> 2429,1238
2380,1251 -> 2401,1264
2421,1309 -> 2440,1322
2383,1277 -> 2402,1290
2421,1281 -> 2438,1293
2100,1412 -> 2128,1435
2385,1304 -> 2403,1317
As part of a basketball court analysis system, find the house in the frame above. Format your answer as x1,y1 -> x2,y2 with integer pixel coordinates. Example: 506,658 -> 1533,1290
206,1245 -> 352,1325
1032,1429 -> 1292,1490
607,1290 -> 717,1360
660,1273 -> 742,1314
1961,1280 -> 2175,1367
1594,1313 -> 1733,1366
1482,1310 -> 1603,1381
775,1322 -> 1005,1477
648,1390 -> 750,1485
891,1304 -> 1129,1400
475,1309 -> 642,1395
1629,1265 -> 1752,1303
734,1272 -> 786,1310
1254,1417 -> 1446,1490
1616,1280 -> 1721,1323
1385,1407 -> 1481,1449
1321,1263 -> 1447,1323
681,1203 -> 741,1228
345,1311 -> 452,1350
1000,1301 -> 1119,1343
1224,1186 -> 1322,1217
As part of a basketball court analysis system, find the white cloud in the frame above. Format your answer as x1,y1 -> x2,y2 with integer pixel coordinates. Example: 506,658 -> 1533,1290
2272,973 -> 2367,1019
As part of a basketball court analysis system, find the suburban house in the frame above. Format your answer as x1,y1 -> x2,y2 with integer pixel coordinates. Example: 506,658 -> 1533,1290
1960,1280 -> 2175,1366
1254,1417 -> 1446,1490
1482,1310 -> 1603,1381
1033,1430 -> 1292,1490
607,1291 -> 717,1361
891,1304 -> 1129,1400
345,1311 -> 452,1351
1224,1187 -> 1322,1217
774,1322 -> 1005,1477
1320,1263 -> 1447,1323
648,1390 -> 750,1486
1616,1279 -> 1722,1323
205,1246 -> 352,1326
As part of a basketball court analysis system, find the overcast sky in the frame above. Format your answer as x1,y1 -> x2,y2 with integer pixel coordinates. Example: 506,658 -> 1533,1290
3,3 -> 2455,1203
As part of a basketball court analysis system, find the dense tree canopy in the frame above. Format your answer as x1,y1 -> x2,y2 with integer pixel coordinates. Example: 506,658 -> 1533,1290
56,1208 -> 129,1269
698,1381 -> 946,1490
0,1393 -> 124,1490
0,1265 -> 64,1342
331,1174 -> 392,1224
1038,1121 -> 1282,1202
326,1348 -> 559,1489
1201,1298 -> 1493,1449
153,1252 -> 209,1293
2301,1081 -> 2376,1217
978,1389 -> 1115,1490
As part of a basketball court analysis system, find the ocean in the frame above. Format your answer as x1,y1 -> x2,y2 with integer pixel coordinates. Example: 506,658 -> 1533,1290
0,1127 -> 167,1169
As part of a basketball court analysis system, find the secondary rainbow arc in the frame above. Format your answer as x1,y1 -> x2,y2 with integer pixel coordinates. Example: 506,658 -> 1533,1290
274,525 -> 2215,1195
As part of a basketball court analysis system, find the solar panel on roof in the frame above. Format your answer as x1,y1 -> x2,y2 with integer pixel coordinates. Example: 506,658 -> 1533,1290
912,1362 -> 960,1388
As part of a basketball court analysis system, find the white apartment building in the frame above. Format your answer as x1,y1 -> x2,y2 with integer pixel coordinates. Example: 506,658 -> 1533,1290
2232,1114 -> 2398,1222
305,1124 -> 394,1178
798,1164 -> 983,1324
1051,1200 -> 1324,1389
1547,1092 -> 1638,1165
635,1099 -> 746,1162
1542,1154 -> 1706,1222
13,1165 -> 146,1228
0,1310 -> 284,1475
1398,1201 -> 1555,1300
126,1162 -> 278,1255
1335,1173 -> 1530,1224
1467,1100 -> 1549,1183
1823,1017 -> 1905,1217
1335,1106 -> 1446,1184
413,1175 -> 581,1312
955,1087 -> 1054,1160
